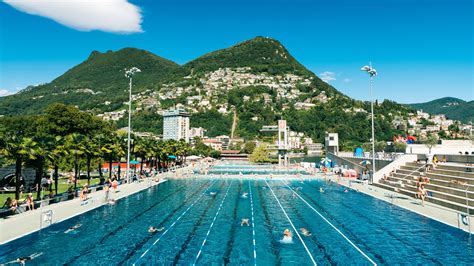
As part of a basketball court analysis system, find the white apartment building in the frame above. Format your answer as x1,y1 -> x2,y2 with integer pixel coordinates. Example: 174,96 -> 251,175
163,108 -> 190,142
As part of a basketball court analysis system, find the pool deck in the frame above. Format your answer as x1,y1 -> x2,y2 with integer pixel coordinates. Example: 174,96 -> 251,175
0,166 -> 194,245
326,174 -> 473,235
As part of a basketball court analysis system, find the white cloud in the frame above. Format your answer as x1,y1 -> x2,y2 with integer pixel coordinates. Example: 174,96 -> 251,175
319,71 -> 336,83
343,78 -> 351,83
0,89 -> 14,97
4,0 -> 143,33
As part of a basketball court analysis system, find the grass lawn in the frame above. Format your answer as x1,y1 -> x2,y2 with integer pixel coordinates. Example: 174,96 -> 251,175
0,177 -> 102,206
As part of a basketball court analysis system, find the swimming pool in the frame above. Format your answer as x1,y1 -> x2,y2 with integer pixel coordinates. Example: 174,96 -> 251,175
0,177 -> 472,265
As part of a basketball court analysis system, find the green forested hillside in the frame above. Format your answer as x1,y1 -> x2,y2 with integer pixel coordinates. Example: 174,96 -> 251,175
0,36 -> 413,148
408,97 -> 473,123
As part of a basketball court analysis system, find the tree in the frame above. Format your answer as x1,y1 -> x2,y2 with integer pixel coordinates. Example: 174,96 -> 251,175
47,136 -> 67,195
394,142 -> 407,153
65,133 -> 86,190
423,135 -> 438,154
1,135 -> 38,199
243,141 -> 256,154
249,143 -> 271,163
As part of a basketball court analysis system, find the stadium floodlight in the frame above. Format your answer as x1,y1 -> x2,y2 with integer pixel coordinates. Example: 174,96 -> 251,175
361,62 -> 377,183
125,67 -> 141,184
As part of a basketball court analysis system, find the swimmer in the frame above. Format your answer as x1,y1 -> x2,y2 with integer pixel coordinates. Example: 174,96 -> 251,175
300,228 -> 312,237
241,192 -> 248,199
3,252 -> 43,265
148,226 -> 164,233
64,224 -> 82,234
344,189 -> 349,193
281,228 -> 293,243
107,199 -> 116,205
241,218 -> 250,226
319,188 -> 324,193
209,192 -> 217,196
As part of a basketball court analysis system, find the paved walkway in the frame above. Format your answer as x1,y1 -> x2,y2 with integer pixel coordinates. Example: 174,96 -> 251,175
0,166 -> 193,244
325,174 -> 473,234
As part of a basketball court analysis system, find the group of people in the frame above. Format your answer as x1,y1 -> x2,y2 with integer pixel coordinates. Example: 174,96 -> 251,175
2,192 -> 36,215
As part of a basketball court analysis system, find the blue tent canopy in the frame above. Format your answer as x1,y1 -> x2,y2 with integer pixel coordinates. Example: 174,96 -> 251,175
168,155 -> 177,159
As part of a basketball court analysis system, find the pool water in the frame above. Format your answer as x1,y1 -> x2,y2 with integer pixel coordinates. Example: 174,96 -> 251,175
0,177 -> 472,265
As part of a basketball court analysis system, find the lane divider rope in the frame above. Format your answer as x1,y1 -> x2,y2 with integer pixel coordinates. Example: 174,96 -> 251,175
249,180 -> 257,266
264,179 -> 317,266
193,181 -> 233,265
284,181 -> 377,266
133,180 -> 217,265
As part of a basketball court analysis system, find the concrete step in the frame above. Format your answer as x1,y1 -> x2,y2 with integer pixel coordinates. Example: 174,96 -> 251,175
430,169 -> 474,179
425,172 -> 474,185
381,179 -> 474,205
374,182 -> 474,214
437,164 -> 474,172
385,176 -> 474,198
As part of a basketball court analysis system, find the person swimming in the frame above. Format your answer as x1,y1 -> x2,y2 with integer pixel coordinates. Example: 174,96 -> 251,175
300,228 -> 312,237
107,199 -> 116,205
241,192 -> 248,199
241,218 -> 250,226
319,187 -> 325,193
209,191 -> 217,196
64,224 -> 82,234
148,226 -> 164,233
3,252 -> 43,265
344,189 -> 349,193
281,228 -> 293,243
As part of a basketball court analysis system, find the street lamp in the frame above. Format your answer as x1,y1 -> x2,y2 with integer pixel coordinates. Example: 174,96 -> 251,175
125,67 -> 141,183
361,63 -> 377,183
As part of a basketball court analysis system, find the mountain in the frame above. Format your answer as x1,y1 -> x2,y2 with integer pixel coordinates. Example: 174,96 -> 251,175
0,36 -> 412,148
408,97 -> 474,123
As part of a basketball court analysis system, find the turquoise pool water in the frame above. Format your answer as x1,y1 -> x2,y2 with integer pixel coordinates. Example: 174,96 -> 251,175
0,176 -> 472,265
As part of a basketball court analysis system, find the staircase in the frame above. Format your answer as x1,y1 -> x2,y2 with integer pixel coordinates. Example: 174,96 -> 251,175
374,162 -> 474,214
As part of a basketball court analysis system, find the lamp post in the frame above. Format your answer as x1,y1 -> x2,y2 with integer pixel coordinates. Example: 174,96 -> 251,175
361,63 -> 377,183
125,67 -> 141,183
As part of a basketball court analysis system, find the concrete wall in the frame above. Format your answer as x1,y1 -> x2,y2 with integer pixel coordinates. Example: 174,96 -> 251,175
373,154 -> 418,183
406,140 -> 474,155
327,153 -> 392,173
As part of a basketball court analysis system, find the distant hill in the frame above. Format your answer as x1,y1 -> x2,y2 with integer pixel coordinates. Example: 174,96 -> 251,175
0,36 -> 412,148
408,97 -> 474,123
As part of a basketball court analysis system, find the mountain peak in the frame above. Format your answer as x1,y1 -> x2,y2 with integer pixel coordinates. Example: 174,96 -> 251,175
185,36 -> 309,75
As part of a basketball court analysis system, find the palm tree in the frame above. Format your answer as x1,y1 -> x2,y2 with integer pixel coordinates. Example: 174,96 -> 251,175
65,133 -> 85,190
0,135 -> 38,199
82,136 -> 100,185
47,136 -> 67,195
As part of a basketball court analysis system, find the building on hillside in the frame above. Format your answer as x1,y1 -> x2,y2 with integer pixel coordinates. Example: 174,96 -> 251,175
216,135 -> 230,149
203,138 -> 223,151
190,127 -> 206,139
325,132 -> 339,154
163,108 -> 190,142
305,143 -> 324,155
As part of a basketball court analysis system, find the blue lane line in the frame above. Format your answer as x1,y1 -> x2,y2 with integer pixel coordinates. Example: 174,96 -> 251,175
193,181 -> 233,265
264,179 -> 317,266
284,181 -> 377,266
249,180 -> 257,266
133,181 -> 216,266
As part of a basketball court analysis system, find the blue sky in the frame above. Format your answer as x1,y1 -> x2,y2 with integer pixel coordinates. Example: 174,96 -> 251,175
0,0 -> 472,103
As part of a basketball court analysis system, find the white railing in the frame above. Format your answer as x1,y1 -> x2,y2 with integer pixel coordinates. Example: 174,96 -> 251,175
373,154 -> 418,183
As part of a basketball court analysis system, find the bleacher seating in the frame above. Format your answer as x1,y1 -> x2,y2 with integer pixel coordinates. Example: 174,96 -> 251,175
375,161 -> 474,214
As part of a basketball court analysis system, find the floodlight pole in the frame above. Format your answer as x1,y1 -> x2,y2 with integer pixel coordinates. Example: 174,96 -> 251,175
369,62 -> 376,184
125,67 -> 141,184
126,75 -> 132,184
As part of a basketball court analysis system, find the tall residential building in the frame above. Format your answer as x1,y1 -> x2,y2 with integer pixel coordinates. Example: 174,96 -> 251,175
163,108 -> 190,142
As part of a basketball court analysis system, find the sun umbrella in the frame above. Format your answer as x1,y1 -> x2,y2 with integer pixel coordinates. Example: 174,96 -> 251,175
359,160 -> 371,166
320,158 -> 332,164
129,160 -> 141,165
168,155 -> 177,159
